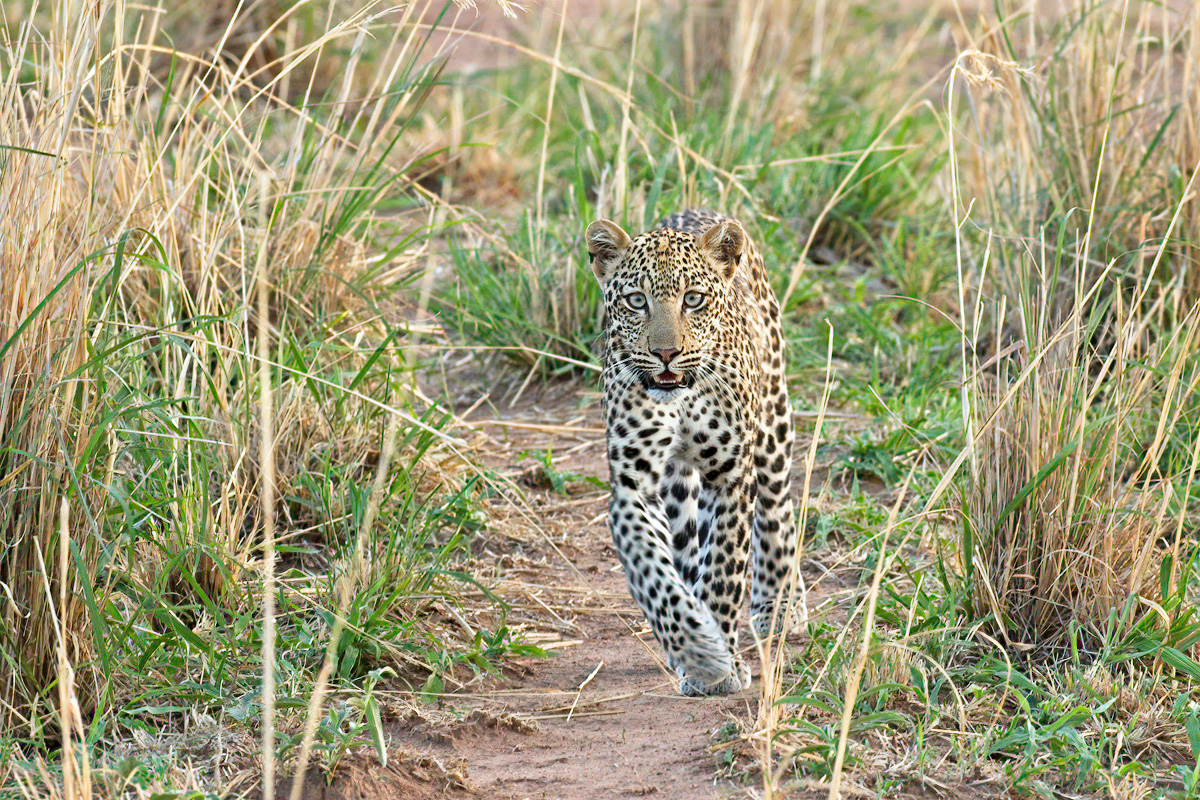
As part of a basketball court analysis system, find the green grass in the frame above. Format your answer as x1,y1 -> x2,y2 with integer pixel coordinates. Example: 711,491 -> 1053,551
768,498 -> 1200,796
0,1 -> 525,794
442,4 -> 947,373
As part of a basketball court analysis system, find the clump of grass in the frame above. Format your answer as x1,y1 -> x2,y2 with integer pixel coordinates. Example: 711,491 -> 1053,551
962,268 -> 1200,651
950,0 -> 1200,651
1,8 -> 128,732
0,0 -> 500,789
446,215 -> 604,376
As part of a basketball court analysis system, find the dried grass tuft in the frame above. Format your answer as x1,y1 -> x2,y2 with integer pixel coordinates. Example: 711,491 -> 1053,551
955,1 -> 1200,653
956,0 -> 1200,305
0,0 -> 460,739
963,312 -> 1192,648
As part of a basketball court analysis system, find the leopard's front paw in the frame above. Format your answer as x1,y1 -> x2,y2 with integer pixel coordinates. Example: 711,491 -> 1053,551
678,658 -> 751,697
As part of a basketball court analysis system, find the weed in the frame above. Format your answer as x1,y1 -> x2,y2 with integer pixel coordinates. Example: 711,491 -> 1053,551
277,666 -> 393,775
518,447 -> 605,496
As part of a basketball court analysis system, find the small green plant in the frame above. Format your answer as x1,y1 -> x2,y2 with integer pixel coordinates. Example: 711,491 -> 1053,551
277,666 -> 392,776
519,447 -> 604,496
833,432 -> 904,485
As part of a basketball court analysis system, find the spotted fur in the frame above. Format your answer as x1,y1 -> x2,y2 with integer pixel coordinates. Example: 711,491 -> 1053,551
585,209 -> 796,696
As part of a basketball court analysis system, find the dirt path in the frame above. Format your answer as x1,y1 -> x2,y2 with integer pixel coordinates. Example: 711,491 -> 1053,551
389,380 -> 770,799
394,534 -> 756,799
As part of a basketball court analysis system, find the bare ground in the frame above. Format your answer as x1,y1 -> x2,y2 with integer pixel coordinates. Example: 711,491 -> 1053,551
390,535 -> 759,800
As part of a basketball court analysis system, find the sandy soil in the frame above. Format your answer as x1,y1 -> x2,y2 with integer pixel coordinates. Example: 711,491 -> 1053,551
391,530 -> 758,799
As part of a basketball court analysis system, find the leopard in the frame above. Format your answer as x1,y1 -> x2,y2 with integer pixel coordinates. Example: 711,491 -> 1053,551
585,209 -> 797,697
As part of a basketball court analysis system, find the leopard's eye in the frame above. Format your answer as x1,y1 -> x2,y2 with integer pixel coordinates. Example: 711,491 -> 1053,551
624,292 -> 648,311
683,291 -> 706,310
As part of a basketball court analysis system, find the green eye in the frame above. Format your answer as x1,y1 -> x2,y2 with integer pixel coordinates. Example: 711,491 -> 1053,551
625,292 -> 648,311
683,291 -> 705,309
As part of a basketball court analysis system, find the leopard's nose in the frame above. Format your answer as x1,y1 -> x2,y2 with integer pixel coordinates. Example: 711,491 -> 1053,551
651,347 -> 680,367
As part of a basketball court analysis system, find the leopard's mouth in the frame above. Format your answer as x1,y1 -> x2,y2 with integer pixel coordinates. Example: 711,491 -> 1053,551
642,370 -> 691,392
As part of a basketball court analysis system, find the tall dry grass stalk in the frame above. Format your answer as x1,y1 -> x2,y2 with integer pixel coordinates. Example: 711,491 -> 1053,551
255,169 -> 279,800
1,0 -> 119,733
752,324 -> 832,800
0,0 -> 454,744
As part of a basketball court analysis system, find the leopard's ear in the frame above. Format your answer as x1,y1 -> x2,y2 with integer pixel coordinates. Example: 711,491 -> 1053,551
698,219 -> 745,281
585,219 -> 631,281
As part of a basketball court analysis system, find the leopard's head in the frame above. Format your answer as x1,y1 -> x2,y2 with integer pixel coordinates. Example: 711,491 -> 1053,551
585,217 -> 745,396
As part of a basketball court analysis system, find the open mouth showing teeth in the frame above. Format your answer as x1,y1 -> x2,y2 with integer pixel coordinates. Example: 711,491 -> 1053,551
648,371 -> 684,390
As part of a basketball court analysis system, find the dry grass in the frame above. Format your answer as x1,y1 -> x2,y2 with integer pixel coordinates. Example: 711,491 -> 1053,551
964,292 -> 1200,648
952,0 -> 1200,303
949,0 -> 1200,649
2,1 -> 127,728
0,0 -> 465,752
